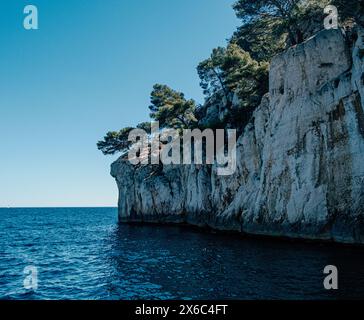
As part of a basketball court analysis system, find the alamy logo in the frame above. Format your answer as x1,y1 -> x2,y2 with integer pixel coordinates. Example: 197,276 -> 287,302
323,265 -> 338,290
324,5 -> 339,30
23,265 -> 38,291
20,4 -> 338,32
127,122 -> 237,176
23,5 -> 38,30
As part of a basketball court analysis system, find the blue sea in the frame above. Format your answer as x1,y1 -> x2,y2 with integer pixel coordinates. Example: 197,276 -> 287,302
0,207 -> 364,300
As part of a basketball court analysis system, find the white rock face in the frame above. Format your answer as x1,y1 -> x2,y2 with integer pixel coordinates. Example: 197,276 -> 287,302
111,28 -> 364,243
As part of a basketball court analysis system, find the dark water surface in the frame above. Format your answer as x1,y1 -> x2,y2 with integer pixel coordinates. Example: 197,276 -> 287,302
0,207 -> 364,300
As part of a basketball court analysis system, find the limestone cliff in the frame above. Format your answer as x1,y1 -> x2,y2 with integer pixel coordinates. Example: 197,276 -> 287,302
111,28 -> 364,244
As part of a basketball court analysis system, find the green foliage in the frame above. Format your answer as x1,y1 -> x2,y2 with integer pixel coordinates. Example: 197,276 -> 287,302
197,44 -> 269,110
149,84 -> 197,129
233,0 -> 300,24
223,44 -> 269,108
97,84 -> 198,156
97,127 -> 135,155
231,18 -> 287,62
232,0 -> 364,61
197,47 -> 231,100
332,0 -> 364,26
99,0 -> 364,156
232,0 -> 334,61
136,122 -> 151,134
233,0 -> 305,47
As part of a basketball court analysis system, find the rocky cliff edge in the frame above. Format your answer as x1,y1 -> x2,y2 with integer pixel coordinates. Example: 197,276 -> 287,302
111,28 -> 364,244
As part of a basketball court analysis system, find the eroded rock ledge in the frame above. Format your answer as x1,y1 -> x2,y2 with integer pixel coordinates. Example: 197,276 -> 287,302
111,28 -> 364,244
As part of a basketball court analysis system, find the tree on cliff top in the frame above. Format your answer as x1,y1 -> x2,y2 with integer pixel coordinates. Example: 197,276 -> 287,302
233,0 -> 306,47
232,0 -> 364,62
197,47 -> 231,104
230,18 -> 287,62
232,0 -> 334,61
197,44 -> 268,110
99,0 -> 363,156
97,85 -> 198,156
135,122 -> 152,134
149,84 -> 197,130
97,127 -> 135,155
97,122 -> 152,156
223,44 -> 269,108
331,0 -> 364,26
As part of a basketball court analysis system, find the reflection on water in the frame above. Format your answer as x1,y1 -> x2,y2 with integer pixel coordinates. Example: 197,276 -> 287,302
0,208 -> 364,300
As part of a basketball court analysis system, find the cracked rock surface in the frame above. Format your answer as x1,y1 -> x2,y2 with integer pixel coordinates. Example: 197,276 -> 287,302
111,28 -> 364,244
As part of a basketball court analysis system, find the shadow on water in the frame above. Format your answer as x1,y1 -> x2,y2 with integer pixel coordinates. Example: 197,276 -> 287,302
104,223 -> 364,300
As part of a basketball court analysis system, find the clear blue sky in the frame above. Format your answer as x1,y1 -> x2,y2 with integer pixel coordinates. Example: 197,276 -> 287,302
0,0 -> 239,207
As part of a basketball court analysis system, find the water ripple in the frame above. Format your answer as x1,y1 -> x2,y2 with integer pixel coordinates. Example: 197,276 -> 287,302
1,208 -> 364,300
